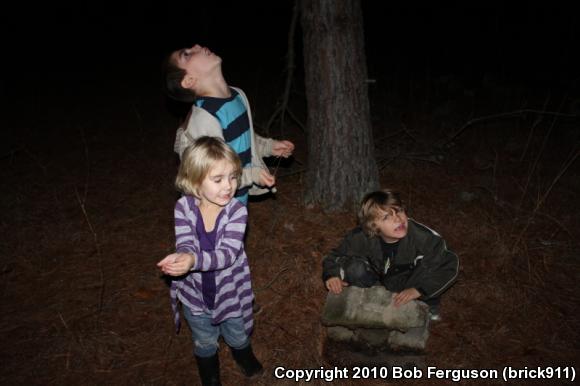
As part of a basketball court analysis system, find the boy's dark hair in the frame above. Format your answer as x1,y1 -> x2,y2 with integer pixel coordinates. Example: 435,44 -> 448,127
162,53 -> 196,103
358,189 -> 406,237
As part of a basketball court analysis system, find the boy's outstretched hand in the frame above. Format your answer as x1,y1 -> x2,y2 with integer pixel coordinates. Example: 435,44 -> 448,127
157,253 -> 195,276
258,168 -> 276,187
392,288 -> 421,307
325,277 -> 349,294
271,140 -> 295,158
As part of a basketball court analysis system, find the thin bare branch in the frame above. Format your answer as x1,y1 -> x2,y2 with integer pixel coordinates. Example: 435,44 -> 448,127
442,109 -> 578,148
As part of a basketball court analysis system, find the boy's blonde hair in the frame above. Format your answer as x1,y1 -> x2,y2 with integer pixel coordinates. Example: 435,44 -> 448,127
358,189 -> 406,237
175,136 -> 242,197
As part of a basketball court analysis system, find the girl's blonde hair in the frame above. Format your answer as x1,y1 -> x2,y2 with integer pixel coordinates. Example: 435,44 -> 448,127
358,189 -> 406,237
175,136 -> 242,197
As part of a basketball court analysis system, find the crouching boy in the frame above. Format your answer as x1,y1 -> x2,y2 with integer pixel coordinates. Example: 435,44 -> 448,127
322,189 -> 459,321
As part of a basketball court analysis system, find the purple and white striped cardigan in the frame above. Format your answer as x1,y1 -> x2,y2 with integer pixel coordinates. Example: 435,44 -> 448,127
169,196 -> 254,335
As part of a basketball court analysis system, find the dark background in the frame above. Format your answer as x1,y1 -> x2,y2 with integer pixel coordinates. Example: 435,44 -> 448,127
4,2 -> 579,114
1,2 -> 579,385
5,2 -> 578,165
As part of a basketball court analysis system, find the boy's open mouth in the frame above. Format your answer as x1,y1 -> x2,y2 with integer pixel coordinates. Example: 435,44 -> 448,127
394,223 -> 406,232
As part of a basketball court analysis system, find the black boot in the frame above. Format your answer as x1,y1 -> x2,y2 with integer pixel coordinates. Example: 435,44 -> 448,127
195,354 -> 221,386
231,344 -> 263,377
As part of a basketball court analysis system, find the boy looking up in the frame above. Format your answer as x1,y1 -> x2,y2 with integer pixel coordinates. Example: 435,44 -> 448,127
163,44 -> 294,205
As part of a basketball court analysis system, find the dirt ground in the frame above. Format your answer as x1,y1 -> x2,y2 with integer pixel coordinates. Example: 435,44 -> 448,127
1,54 -> 579,386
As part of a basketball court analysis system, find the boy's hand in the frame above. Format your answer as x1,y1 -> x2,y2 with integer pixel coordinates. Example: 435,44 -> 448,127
271,140 -> 295,158
325,277 -> 349,294
258,169 -> 276,187
157,253 -> 195,276
392,288 -> 421,307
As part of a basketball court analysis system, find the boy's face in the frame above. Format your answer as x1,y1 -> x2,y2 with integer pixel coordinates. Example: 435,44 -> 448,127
172,44 -> 222,89
374,207 -> 408,243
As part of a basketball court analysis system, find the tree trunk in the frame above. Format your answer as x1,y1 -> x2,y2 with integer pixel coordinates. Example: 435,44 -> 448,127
300,0 -> 379,211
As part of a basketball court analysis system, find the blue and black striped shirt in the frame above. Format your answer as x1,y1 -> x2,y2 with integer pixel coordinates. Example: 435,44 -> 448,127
196,88 -> 252,204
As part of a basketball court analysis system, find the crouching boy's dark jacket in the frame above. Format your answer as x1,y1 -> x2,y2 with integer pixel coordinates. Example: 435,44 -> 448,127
322,219 -> 459,300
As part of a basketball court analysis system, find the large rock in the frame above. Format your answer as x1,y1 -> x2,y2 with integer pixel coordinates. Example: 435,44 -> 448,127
388,325 -> 430,351
321,286 -> 429,331
326,323 -> 429,352
322,286 -> 430,362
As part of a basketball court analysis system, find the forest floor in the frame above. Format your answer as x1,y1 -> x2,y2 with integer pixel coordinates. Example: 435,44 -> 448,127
1,62 -> 579,386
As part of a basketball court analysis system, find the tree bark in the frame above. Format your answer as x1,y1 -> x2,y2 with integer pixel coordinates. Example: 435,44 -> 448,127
300,0 -> 379,211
